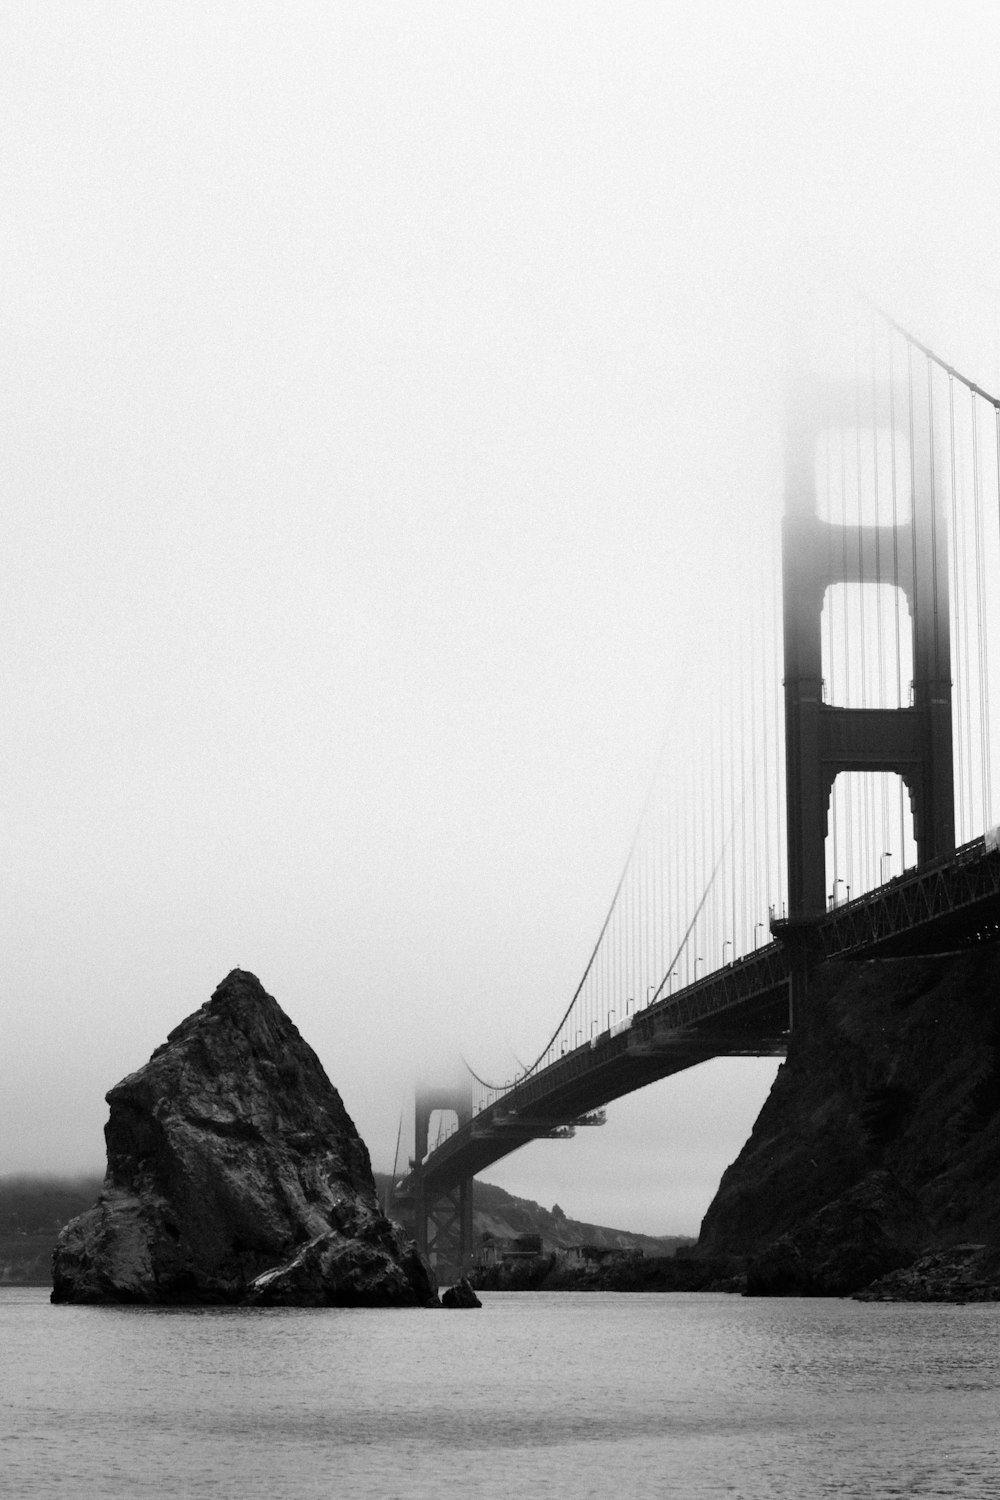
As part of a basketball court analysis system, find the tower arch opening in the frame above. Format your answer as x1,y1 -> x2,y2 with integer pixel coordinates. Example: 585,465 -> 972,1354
826,769 -> 917,906
821,581 -> 913,710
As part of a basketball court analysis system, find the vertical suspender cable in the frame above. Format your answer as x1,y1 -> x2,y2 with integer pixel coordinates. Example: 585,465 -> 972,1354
948,372 -> 966,840
670,790 -> 678,993
729,674 -> 738,946
759,574 -> 773,917
778,532 -> 786,908
993,402 -> 1000,825
650,786 -> 656,996
840,413 -> 852,894
823,425 -> 838,897
972,390 -> 990,832
699,699 -> 708,971
889,328 -> 904,870
908,343 -> 920,866
655,788 -> 663,1002
927,355 -> 942,863
871,320 -> 888,868
751,584 -> 762,929
739,648 -> 748,951
710,697 -> 719,959
855,339 -> 871,891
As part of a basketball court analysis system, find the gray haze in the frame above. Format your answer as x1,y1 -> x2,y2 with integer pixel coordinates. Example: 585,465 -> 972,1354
3,5 -> 999,1233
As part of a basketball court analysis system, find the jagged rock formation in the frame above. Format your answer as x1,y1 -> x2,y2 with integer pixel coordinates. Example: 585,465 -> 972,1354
698,947 -> 1000,1298
441,1275 -> 482,1308
51,971 -> 437,1306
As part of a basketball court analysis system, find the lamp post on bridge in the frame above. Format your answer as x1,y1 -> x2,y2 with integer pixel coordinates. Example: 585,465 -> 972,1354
722,939 -> 732,967
881,851 -> 893,883
754,922 -> 765,950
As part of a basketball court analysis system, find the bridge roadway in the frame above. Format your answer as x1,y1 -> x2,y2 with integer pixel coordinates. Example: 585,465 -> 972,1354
405,836 -> 1000,1196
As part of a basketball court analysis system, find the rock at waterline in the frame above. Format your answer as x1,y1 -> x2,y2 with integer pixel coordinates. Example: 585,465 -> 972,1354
441,1276 -> 482,1308
51,970 -> 438,1306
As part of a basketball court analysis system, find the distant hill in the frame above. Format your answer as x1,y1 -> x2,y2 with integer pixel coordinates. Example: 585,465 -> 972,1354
375,1172 -> 692,1256
0,1175 -> 103,1285
0,1171 -> 690,1285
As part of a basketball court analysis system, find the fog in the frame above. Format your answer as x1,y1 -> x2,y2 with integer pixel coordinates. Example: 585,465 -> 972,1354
3,5 -> 999,1234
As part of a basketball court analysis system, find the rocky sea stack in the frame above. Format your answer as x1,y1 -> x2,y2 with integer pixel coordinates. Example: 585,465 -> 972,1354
51,970 -> 437,1306
698,947 -> 1000,1298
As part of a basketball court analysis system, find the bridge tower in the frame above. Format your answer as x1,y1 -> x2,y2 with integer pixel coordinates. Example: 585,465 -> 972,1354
408,1082 -> 474,1281
781,364 -> 954,970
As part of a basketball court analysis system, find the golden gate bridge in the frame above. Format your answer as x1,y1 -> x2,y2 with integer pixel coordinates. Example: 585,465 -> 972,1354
393,297 -> 1000,1275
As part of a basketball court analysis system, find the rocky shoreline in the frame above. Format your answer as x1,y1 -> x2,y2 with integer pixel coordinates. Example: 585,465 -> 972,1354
470,1252 -> 742,1294
856,1243 -> 1000,1302
470,1243 -> 1000,1302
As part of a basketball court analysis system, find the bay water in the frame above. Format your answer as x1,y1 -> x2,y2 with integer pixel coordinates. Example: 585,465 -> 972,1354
2,1287 -> 998,1498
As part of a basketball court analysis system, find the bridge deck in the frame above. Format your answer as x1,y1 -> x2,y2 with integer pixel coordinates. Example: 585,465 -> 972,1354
401,838 -> 1000,1196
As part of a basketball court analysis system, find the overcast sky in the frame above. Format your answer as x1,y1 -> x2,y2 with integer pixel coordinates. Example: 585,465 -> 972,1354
3,4 -> 1000,1235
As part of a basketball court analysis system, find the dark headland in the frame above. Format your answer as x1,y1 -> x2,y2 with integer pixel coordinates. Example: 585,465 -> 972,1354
471,946 -> 1000,1300
50,970 -> 438,1306
698,946 -> 1000,1299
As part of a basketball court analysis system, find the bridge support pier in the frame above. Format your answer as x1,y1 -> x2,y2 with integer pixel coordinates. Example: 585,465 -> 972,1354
414,1175 -> 474,1282
771,916 -> 823,1030
410,1082 -> 475,1282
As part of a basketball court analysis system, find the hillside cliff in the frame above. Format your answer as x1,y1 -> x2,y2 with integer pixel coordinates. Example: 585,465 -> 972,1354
697,947 -> 1000,1297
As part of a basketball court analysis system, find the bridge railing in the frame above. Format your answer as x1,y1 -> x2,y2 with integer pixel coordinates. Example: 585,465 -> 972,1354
817,835 -> 1000,958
